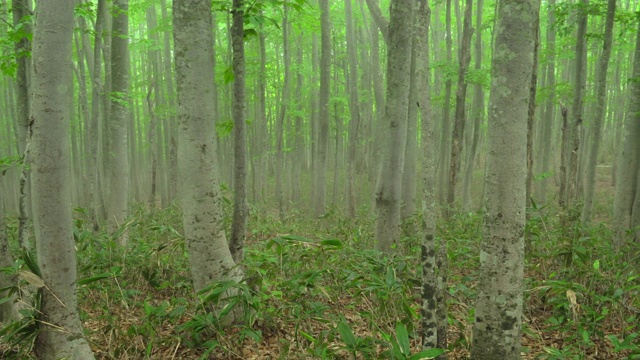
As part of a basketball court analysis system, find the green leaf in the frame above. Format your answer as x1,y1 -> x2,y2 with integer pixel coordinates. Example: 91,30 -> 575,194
337,321 -> 357,347
320,239 -> 343,248
593,259 -> 600,270
410,348 -> 446,359
19,270 -> 44,288
0,296 -> 14,306
280,234 -> 314,243
300,330 -> 315,342
78,273 -> 111,285
395,322 -> 411,356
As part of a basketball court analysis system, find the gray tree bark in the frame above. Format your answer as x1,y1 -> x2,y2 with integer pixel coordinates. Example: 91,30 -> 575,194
461,0 -> 484,211
446,0 -> 473,209
437,0 -> 453,205
108,0 -> 130,245
12,0 -> 31,250
470,0 -> 536,357
374,0 -> 414,252
30,1 -> 95,357
230,0 -> 248,264
316,0 -> 331,216
536,0 -> 556,205
415,0 -> 438,349
345,0 -> 361,218
173,0 -> 243,301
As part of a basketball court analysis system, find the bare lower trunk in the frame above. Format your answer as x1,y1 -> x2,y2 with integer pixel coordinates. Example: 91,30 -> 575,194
374,0 -> 414,253
471,0 -> 537,357
108,0 -> 130,245
316,0 -> 331,216
173,0 -> 243,311
31,1 -> 95,357
230,0 -> 248,264
416,3 -> 437,348
446,0 -> 473,210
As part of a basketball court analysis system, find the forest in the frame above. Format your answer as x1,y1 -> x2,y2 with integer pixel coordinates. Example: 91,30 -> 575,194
0,0 -> 639,358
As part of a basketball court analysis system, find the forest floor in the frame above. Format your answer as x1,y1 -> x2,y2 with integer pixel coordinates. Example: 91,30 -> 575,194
1,169 -> 639,359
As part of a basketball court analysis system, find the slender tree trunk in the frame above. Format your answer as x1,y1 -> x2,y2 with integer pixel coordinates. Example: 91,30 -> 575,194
415,1 -> 438,349
258,30 -> 268,201
446,0 -> 473,209
12,0 -> 32,250
230,0 -> 248,264
536,0 -> 556,205
402,29 -> 418,220
437,0 -> 453,204
364,0 -> 389,41
316,0 -> 331,216
526,10 -> 540,209
108,0 -> 130,245
368,0 -> 386,200
563,0 -> 588,209
345,0 -> 361,218
470,0 -> 536,357
581,0 -> 616,225
160,0 -> 178,203
276,1 -> 290,217
87,0 -> 106,229
31,1 -> 96,357
461,0 -> 484,211
293,36 -> 304,205
374,0 -> 415,253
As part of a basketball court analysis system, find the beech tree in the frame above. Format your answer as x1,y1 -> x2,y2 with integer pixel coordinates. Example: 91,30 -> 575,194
374,0 -> 414,252
108,0 -> 131,245
230,0 -> 248,264
30,0 -> 95,357
173,0 -> 243,299
471,0 -> 537,357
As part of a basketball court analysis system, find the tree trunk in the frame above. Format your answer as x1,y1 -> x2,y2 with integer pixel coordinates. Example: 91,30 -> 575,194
316,0 -> 331,216
415,0 -> 438,349
230,0 -> 248,264
374,0 -> 414,253
160,0 -> 178,203
437,0 -> 453,204
446,0 -> 473,209
12,0 -> 32,250
87,0 -> 107,229
461,0 -> 484,211
173,0 -> 243,302
470,0 -> 536,357
581,0 -> 616,225
345,0 -> 361,218
402,31 -> 419,220
108,0 -> 130,245
536,0 -> 556,205
276,1 -> 290,217
526,12 -> 540,210
31,1 -> 96,357
564,0 -> 588,209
